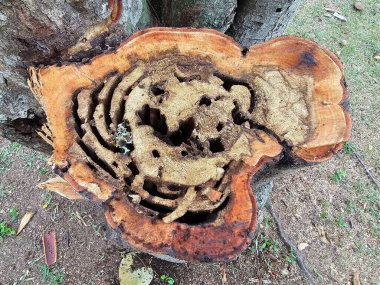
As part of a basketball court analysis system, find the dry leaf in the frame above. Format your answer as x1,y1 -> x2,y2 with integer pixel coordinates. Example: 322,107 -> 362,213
353,272 -> 361,285
316,225 -> 330,244
42,232 -> 57,267
298,242 -> 309,251
39,177 -> 84,200
16,212 -> 35,235
119,253 -> 153,285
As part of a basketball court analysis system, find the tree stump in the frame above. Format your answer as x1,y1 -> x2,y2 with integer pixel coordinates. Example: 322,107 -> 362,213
29,28 -> 351,262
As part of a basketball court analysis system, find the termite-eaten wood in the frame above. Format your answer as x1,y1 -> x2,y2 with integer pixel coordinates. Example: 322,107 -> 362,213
28,28 -> 351,262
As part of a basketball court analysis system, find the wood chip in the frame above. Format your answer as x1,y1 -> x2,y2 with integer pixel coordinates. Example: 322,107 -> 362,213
333,12 -> 347,21
353,272 -> 361,285
42,232 -> 57,267
202,187 -> 222,203
128,194 -> 141,204
16,212 -> 35,235
220,264 -> 227,283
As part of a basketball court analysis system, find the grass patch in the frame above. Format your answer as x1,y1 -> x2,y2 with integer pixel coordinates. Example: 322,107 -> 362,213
284,247 -> 297,265
332,169 -> 346,183
9,207 -> 19,223
38,264 -> 64,285
0,221 -> 15,241
0,142 -> 21,173
160,274 -> 175,285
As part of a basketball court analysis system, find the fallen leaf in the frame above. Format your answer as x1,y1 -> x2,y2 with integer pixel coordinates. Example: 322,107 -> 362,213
353,272 -> 361,285
42,232 -> 57,267
298,242 -> 309,251
119,253 -> 153,285
16,212 -> 35,235
316,225 -> 330,244
38,177 -> 84,200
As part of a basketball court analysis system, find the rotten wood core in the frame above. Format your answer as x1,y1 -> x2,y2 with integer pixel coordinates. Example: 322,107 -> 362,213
28,28 -> 351,262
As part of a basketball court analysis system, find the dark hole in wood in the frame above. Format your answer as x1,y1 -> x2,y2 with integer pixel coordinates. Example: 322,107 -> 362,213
124,176 -> 133,186
199,96 -> 212,106
103,76 -> 122,130
231,102 -> 247,125
216,122 -> 224,131
137,104 -> 168,135
167,184 -> 187,192
151,84 -> 165,96
169,117 -> 195,146
213,73 -> 255,112
143,180 -> 177,200
209,138 -> 224,153
139,199 -> 172,214
175,73 -> 202,83
152,150 -> 160,157
77,140 -> 117,179
127,161 -> 140,176
176,196 -> 230,225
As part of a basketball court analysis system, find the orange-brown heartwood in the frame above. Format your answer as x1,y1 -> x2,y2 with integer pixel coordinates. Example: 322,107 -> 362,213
28,28 -> 351,262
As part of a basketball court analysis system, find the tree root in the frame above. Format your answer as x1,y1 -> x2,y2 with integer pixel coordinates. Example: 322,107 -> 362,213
266,201 -> 317,285
353,151 -> 379,189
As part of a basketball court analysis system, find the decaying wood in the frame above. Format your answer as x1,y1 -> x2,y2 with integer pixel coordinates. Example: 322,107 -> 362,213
29,28 -> 351,262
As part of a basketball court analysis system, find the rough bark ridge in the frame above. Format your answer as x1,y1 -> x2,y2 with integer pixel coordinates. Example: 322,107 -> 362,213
0,0 -> 300,152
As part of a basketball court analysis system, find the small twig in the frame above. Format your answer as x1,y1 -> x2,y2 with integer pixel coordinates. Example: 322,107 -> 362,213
353,151 -> 380,189
266,201 -> 317,285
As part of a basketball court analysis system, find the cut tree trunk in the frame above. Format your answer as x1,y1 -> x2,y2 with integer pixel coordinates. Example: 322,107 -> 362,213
1,0 -> 301,152
29,28 -> 351,262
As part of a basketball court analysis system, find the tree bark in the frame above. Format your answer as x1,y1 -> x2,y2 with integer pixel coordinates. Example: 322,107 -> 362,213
0,0 -> 301,152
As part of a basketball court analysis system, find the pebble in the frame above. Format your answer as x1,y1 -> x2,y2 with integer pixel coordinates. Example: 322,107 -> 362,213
281,268 -> 290,276
339,39 -> 348,46
298,242 -> 309,251
354,2 -> 364,11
